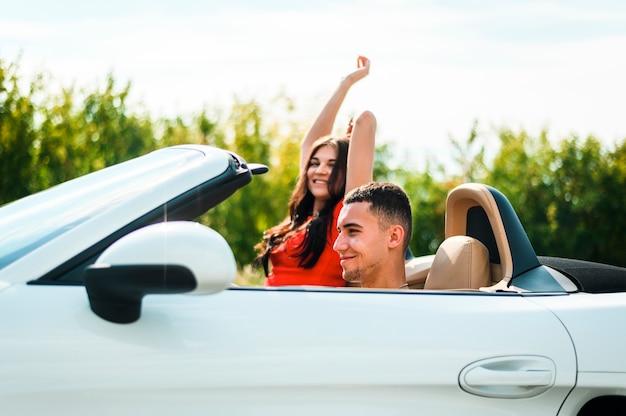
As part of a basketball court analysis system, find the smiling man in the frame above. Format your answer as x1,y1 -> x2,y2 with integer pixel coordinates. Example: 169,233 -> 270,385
333,182 -> 412,289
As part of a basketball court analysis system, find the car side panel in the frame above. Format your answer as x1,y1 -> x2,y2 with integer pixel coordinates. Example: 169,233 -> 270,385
0,285 -> 576,415
527,293 -> 626,415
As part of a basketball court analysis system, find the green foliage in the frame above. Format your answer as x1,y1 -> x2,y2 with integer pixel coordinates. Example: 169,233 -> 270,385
533,135 -> 624,265
200,98 -> 273,269
450,119 -> 487,183
371,142 -> 452,256
2,56 -> 626,277
0,62 -> 156,203
403,169 -> 455,256
0,59 -> 41,202
76,75 -> 155,171
199,95 -> 302,276
482,130 -> 626,266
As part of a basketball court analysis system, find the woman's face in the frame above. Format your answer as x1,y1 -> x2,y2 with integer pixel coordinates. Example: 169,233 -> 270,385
306,145 -> 337,203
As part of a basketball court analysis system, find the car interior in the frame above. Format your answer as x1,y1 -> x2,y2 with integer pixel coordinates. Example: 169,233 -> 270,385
407,183 -> 516,289
405,182 -> 626,294
405,183 -> 575,292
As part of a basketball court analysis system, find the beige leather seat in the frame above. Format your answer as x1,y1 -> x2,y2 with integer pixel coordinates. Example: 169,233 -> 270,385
424,235 -> 491,290
444,183 -> 515,287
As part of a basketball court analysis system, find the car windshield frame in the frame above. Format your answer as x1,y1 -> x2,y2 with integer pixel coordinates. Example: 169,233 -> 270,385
0,147 -> 219,272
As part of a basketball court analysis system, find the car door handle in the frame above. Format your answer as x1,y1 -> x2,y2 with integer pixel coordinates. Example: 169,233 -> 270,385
464,366 -> 552,386
459,356 -> 556,399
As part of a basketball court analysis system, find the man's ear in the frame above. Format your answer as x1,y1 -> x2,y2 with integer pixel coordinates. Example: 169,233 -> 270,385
387,225 -> 405,249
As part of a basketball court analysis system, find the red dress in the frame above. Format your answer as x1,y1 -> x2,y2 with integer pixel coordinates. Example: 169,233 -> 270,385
265,201 -> 346,287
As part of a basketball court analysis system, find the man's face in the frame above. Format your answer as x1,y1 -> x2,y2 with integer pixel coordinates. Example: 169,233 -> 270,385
333,201 -> 389,285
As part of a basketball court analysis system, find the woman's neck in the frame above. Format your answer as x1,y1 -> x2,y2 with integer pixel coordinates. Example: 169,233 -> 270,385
313,199 -> 328,216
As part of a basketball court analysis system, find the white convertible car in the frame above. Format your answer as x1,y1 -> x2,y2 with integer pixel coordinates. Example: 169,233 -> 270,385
1,145 -> 625,415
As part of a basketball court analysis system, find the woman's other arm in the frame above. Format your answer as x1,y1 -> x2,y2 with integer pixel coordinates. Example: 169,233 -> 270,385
345,110 -> 376,194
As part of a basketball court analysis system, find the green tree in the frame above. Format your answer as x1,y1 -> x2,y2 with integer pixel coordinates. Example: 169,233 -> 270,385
155,110 -> 220,148
450,119 -> 487,183
483,129 -> 626,266
35,86 -> 81,189
75,75 -> 155,172
600,140 -> 626,266
404,166 -> 457,256
0,59 -> 40,203
539,135 -> 622,264
1,62 -> 158,203
201,97 -> 282,274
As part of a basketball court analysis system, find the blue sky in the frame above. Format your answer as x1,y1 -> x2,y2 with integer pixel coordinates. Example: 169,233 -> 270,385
3,0 -> 626,170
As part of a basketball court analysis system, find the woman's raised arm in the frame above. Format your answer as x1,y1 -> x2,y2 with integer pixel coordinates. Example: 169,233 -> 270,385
300,56 -> 371,171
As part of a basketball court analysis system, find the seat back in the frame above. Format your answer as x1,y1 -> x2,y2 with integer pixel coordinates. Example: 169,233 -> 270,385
445,183 -> 512,285
424,235 -> 491,290
444,183 -> 541,287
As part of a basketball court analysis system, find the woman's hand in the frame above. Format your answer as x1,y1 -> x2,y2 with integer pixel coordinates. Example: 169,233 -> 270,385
343,55 -> 370,86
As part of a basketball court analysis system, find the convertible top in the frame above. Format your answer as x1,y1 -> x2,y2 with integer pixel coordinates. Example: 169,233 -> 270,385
539,256 -> 626,293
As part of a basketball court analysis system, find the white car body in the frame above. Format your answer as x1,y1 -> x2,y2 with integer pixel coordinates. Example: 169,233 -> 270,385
0,145 -> 624,415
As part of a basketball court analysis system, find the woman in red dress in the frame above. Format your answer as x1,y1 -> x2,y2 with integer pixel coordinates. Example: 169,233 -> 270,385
255,56 -> 376,286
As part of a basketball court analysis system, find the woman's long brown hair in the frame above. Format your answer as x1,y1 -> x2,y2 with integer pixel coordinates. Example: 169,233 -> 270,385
254,136 -> 350,275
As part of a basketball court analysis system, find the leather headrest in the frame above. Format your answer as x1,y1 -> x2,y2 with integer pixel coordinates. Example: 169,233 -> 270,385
424,235 -> 491,290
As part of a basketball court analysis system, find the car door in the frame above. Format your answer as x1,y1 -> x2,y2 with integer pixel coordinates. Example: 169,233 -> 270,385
0,284 -> 575,416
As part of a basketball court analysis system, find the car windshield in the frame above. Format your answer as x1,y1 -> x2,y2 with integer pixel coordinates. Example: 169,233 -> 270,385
0,148 -> 205,270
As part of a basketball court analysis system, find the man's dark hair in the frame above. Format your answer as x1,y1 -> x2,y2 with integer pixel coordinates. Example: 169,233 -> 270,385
344,182 -> 412,250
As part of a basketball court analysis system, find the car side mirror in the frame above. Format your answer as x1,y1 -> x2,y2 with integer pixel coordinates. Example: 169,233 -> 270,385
84,221 -> 236,323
